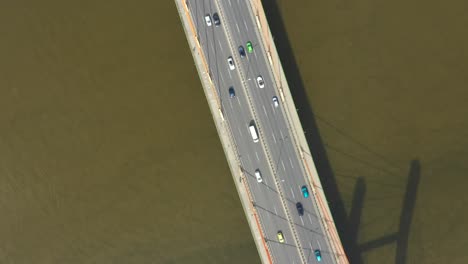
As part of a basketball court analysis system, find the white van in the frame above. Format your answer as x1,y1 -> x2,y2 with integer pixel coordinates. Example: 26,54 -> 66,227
249,123 -> 259,143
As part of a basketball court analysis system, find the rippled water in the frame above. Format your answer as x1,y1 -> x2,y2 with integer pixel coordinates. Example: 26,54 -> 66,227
0,0 -> 467,263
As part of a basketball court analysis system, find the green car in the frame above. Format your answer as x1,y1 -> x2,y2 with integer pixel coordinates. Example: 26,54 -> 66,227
246,41 -> 253,53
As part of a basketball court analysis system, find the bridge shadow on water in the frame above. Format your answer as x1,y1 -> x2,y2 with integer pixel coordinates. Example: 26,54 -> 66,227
261,1 -> 421,263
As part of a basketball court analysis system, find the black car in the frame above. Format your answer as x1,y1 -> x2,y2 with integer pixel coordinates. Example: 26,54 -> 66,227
238,45 -> 246,58
213,13 -> 220,26
229,87 -> 235,98
296,202 -> 304,216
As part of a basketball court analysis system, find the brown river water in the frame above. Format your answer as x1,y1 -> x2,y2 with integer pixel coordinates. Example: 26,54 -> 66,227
0,0 -> 467,263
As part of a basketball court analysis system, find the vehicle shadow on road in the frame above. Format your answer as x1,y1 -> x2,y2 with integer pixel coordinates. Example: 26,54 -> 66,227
260,1 -> 421,263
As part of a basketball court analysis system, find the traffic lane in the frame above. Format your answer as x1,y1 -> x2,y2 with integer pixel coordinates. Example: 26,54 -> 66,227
219,1 -> 322,260
223,92 -> 299,263
189,0 -> 228,91
202,2 -> 295,235
192,1 -> 300,262
192,0 -> 319,262
230,81 -> 304,263
220,0 -> 326,233
210,0 -> 298,228
210,4 -> 306,264
254,191 -> 301,264
242,35 -> 336,264
221,1 -> 338,261
259,208 -> 303,264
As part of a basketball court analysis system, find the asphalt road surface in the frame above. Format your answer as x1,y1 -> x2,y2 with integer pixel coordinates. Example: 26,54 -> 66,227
186,1 -> 336,263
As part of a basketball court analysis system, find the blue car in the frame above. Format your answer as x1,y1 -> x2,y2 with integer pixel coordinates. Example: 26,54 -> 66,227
301,185 -> 309,198
229,87 -> 235,98
238,45 -> 246,58
314,249 -> 322,261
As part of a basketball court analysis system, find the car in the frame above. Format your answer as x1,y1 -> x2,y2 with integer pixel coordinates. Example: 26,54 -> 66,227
246,41 -> 253,53
277,231 -> 284,243
204,14 -> 212,26
256,75 -> 264,88
254,169 -> 263,183
227,56 -> 235,70
238,45 -> 246,58
272,96 -> 279,107
212,12 -> 220,26
314,249 -> 322,262
229,87 -> 235,98
301,185 -> 309,198
296,202 -> 304,216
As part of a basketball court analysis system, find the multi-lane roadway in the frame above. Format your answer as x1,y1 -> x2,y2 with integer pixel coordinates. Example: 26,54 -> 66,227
186,0 -> 337,263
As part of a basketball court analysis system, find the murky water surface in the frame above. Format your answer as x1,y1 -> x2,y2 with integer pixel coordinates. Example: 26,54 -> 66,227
0,0 -> 466,263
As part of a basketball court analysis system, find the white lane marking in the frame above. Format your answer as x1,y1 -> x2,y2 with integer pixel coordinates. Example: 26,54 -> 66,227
280,130 -> 284,140
255,151 -> 260,161
274,206 -> 278,215
243,20 -> 248,32
228,0 -> 232,7
238,126 -> 243,137
236,23 -> 240,34
289,157 -> 294,168
317,240 -> 322,250
218,40 -> 224,54
228,69 -> 232,79
308,214 -> 313,225
300,217 -> 304,226
309,242 -> 313,251
219,70 -> 225,85
290,187 -> 295,199
254,51 -> 258,60
229,99 -> 233,109
237,97 -> 241,107
272,133 -> 277,143
262,105 -> 268,117
281,160 -> 286,171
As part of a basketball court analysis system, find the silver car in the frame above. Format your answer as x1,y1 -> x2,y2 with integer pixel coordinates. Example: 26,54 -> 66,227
228,56 -> 235,70
204,14 -> 212,26
272,96 -> 279,107
254,169 -> 263,183
257,75 -> 264,88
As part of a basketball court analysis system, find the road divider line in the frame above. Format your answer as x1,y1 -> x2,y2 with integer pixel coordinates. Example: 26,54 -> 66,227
247,1 -> 349,262
176,1 -> 274,263
214,0 -> 305,262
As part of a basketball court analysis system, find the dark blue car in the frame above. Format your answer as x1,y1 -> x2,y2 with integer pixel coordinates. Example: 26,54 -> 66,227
229,87 -> 235,98
238,45 -> 246,58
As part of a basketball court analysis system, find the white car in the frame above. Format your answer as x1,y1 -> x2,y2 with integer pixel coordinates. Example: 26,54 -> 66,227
272,96 -> 279,107
257,75 -> 265,88
255,169 -> 263,183
227,56 -> 235,70
204,14 -> 212,26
